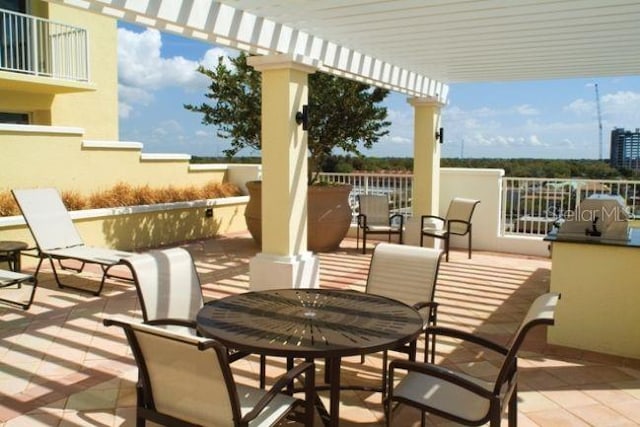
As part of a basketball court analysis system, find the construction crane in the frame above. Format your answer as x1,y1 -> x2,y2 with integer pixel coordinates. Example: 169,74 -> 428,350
594,83 -> 603,160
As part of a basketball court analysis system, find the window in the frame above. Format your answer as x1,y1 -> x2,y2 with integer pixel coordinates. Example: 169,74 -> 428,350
0,0 -> 27,13
0,112 -> 29,124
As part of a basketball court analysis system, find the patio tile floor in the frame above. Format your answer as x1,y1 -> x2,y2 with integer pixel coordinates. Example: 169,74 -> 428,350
1,233 -> 639,426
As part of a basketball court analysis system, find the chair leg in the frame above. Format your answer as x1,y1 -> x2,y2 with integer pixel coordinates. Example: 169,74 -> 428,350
362,231 -> 367,254
259,355 -> 266,389
444,237 -> 450,262
468,225 -> 473,259
381,350 -> 389,400
508,384 -> 518,426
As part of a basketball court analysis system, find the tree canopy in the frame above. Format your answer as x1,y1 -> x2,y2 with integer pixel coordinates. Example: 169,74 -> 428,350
185,52 -> 391,184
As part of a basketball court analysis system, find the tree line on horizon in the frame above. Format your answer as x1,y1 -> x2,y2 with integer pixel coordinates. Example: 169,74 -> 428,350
191,155 -> 639,179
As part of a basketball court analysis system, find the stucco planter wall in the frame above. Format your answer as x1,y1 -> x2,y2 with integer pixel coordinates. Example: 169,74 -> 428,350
0,196 -> 249,266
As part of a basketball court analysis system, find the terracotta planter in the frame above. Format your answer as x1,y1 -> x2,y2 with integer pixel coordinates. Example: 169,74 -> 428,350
245,180 -> 353,252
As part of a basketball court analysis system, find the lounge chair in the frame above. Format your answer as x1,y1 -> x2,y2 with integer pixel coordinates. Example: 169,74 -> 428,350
420,197 -> 480,261
103,317 -> 316,427
12,188 -> 134,296
0,269 -> 37,310
385,292 -> 560,426
364,242 -> 443,397
356,194 -> 404,254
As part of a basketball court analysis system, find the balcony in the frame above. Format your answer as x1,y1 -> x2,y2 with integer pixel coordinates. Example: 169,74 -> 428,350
0,8 -> 90,92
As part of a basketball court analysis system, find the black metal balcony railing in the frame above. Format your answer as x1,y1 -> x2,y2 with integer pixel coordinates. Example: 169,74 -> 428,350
0,8 -> 88,81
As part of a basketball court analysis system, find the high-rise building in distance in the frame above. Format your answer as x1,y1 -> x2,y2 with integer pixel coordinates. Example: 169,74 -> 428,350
610,128 -> 640,170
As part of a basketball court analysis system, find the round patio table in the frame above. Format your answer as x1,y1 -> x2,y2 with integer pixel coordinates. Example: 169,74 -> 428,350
196,288 -> 423,427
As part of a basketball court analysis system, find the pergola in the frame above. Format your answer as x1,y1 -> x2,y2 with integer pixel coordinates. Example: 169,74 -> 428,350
47,0 -> 640,289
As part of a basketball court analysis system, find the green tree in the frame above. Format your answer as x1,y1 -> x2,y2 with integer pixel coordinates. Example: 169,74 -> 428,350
185,52 -> 391,184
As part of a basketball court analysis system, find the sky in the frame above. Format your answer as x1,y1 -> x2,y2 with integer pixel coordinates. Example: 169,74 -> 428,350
117,22 -> 640,160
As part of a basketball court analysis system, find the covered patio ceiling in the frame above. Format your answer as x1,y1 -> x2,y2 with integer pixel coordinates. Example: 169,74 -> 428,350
50,0 -> 640,102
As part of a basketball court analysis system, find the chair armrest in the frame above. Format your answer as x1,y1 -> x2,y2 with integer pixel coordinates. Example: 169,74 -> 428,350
145,318 -> 197,329
241,361 -> 315,423
414,301 -> 439,326
389,213 -> 404,227
446,219 -> 471,234
389,359 -> 493,399
421,215 -> 445,228
357,213 -> 367,228
425,325 -> 508,355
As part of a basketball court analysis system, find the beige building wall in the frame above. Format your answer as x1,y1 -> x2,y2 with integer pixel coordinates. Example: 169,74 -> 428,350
0,128 -> 241,195
45,2 -> 119,139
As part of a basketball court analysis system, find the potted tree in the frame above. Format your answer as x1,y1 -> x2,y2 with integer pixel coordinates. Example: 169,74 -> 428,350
185,52 -> 390,251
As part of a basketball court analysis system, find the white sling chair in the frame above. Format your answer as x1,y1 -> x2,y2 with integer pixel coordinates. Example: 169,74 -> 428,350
364,242 -> 444,397
12,188 -> 134,296
122,247 -> 266,386
385,292 -> 560,427
104,317 -> 316,427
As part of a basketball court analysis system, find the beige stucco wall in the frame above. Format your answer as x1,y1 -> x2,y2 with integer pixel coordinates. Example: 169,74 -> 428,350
0,128 -> 260,195
45,2 -> 119,139
548,239 -> 640,358
0,197 -> 250,268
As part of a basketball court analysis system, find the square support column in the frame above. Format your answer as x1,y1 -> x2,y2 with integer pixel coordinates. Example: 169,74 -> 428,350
405,96 -> 446,246
247,54 -> 320,290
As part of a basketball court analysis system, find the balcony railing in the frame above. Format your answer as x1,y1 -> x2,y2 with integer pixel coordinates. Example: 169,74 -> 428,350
501,177 -> 640,236
1,8 -> 88,81
320,172 -> 640,237
318,172 -> 413,221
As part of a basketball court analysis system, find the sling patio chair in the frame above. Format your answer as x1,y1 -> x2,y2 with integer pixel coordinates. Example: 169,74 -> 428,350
121,247 -> 266,386
363,242 -> 443,397
385,292 -> 560,427
12,187 -> 134,296
0,269 -> 37,310
104,317 -> 316,427
420,197 -> 480,261
356,194 -> 404,254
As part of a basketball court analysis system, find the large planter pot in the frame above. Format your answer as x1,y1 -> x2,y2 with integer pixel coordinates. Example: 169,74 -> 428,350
245,180 -> 353,252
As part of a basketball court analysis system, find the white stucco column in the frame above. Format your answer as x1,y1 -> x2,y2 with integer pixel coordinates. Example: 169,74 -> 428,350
246,54 -> 320,290
405,96 -> 446,246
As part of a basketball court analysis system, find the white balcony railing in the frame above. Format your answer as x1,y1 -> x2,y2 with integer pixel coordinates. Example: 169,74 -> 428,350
501,177 -> 640,236
320,172 -> 640,237
318,172 -> 413,220
0,8 -> 88,81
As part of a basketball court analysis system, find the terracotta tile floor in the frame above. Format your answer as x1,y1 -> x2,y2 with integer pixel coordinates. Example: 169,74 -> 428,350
1,233 -> 640,426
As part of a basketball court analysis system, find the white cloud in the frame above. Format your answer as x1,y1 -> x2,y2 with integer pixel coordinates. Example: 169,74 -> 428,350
601,91 -> 640,128
515,104 -> 539,115
118,28 -> 201,90
564,98 -> 593,115
117,27 -> 235,119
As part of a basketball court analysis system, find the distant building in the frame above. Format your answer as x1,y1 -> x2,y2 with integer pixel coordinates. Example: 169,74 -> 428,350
610,128 -> 640,170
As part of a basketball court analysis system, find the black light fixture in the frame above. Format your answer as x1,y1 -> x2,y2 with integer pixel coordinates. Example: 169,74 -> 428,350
295,105 -> 309,131
435,127 -> 444,144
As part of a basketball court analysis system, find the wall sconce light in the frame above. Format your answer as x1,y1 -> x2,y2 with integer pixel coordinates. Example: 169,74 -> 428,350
295,105 -> 309,131
435,127 -> 444,144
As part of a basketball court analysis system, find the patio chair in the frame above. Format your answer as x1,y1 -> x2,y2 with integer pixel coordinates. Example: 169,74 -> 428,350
420,197 -> 480,261
385,292 -> 560,427
0,269 -> 37,310
103,317 -> 316,427
121,247 -> 266,385
356,194 -> 404,254
12,188 -> 134,296
364,242 -> 443,397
